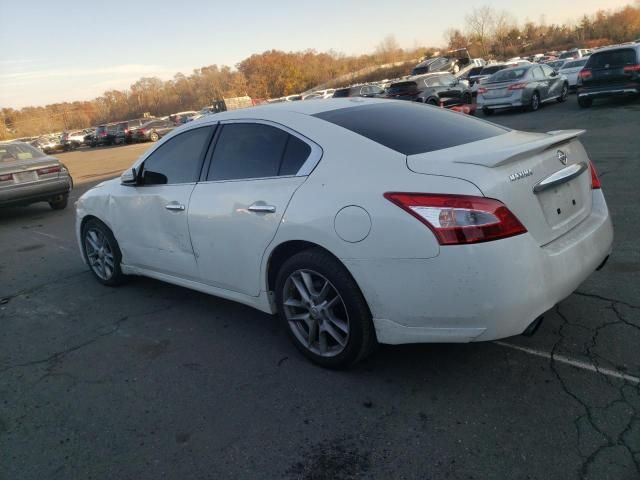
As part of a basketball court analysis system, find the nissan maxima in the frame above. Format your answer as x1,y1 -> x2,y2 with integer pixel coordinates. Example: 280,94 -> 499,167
76,99 -> 613,368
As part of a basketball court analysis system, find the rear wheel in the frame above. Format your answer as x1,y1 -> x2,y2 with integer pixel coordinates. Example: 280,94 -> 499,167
49,193 -> 68,210
275,248 -> 376,369
81,218 -> 126,286
149,131 -> 159,142
557,83 -> 568,102
427,98 -> 439,106
528,91 -> 541,112
482,107 -> 494,116
463,92 -> 472,104
578,96 -> 593,108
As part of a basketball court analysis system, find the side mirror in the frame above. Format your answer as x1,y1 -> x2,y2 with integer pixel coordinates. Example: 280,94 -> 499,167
121,167 -> 138,185
551,71 -> 558,77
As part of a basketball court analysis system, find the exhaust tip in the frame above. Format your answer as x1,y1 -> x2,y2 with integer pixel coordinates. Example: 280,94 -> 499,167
522,315 -> 544,337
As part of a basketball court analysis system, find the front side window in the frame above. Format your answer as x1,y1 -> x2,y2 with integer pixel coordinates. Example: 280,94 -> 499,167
532,67 -> 545,80
141,126 -> 214,185
541,65 -> 554,77
207,123 -> 311,181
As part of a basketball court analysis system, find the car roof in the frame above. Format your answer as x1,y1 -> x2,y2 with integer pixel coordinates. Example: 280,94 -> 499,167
189,98 -> 393,124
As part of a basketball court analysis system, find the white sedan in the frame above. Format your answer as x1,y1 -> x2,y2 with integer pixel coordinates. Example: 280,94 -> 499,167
559,57 -> 590,89
76,99 -> 613,368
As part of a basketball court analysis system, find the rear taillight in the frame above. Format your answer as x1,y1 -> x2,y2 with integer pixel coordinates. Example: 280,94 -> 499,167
477,87 -> 487,94
578,69 -> 592,80
589,161 -> 601,189
623,64 -> 640,73
0,174 -> 12,182
384,193 -> 527,245
508,82 -> 527,90
36,165 -> 61,175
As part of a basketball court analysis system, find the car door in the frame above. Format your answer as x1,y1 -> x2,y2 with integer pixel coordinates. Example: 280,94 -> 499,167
531,67 -> 550,99
112,125 -> 215,280
188,120 -> 321,296
541,64 -> 562,98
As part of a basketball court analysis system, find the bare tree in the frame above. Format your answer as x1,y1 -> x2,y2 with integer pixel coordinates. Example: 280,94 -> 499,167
465,6 -> 496,57
375,35 -> 402,63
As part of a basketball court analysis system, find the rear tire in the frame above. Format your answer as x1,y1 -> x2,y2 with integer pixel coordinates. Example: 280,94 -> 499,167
482,107 -> 494,116
275,248 -> 376,369
528,91 -> 541,111
463,92 -> 472,104
49,193 -> 68,210
578,96 -> 593,108
81,218 -> 126,286
427,99 -> 438,106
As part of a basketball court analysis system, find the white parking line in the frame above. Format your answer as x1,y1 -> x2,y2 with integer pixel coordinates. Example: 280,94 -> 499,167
494,341 -> 640,384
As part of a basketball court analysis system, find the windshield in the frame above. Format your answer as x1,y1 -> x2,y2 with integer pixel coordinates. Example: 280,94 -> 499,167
479,65 -> 505,75
0,142 -> 46,162
489,68 -> 528,82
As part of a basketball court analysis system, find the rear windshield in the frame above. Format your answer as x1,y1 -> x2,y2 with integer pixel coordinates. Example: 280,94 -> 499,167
412,66 -> 429,75
559,51 -> 576,59
480,65 -> 505,75
587,49 -> 637,68
387,82 -> 418,94
313,102 -> 507,156
562,59 -> 588,69
489,68 -> 529,82
332,89 -> 350,98
0,142 -> 46,161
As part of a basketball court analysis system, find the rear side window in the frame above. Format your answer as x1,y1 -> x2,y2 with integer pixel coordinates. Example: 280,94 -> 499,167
141,126 -> 214,185
314,102 -> 507,156
587,49 -> 637,68
207,123 -> 311,181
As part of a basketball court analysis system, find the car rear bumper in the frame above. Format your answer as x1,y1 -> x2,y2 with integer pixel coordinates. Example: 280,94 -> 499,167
0,177 -> 73,207
477,92 -> 525,109
578,85 -> 640,98
343,191 -> 613,345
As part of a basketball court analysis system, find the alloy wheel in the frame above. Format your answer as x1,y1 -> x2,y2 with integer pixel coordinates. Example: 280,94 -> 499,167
282,269 -> 350,357
84,228 -> 115,281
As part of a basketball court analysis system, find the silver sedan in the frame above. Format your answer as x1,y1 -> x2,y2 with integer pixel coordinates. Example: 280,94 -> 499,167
0,141 -> 73,209
477,64 -> 569,114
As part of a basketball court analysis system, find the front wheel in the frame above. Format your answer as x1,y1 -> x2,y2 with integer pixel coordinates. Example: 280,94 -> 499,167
82,218 -> 126,286
463,92 -> 472,104
557,83 -> 568,102
275,249 -> 376,369
149,132 -> 159,142
482,107 -> 494,116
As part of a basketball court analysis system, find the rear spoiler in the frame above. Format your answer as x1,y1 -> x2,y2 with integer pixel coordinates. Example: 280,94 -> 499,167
454,129 -> 585,168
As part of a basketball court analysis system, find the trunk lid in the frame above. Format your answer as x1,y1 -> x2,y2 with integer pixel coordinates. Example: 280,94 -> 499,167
481,80 -> 516,99
406,130 -> 594,246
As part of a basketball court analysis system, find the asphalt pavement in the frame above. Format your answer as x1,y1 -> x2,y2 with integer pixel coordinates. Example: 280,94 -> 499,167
1,97 -> 639,480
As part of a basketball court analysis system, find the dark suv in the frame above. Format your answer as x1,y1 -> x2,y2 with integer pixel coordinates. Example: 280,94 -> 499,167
577,44 -> 640,107
114,118 -> 154,144
91,124 -> 117,147
385,73 -> 472,106
132,119 -> 175,142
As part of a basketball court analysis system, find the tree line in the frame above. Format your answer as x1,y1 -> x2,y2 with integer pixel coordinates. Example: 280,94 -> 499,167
1,3 -> 639,140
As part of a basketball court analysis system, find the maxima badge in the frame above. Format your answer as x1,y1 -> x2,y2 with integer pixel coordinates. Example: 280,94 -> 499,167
509,169 -> 533,182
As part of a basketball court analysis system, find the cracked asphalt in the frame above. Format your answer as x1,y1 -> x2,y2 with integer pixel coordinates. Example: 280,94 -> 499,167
1,97 -> 639,480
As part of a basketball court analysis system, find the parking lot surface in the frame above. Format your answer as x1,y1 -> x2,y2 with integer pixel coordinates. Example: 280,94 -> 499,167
1,98 -> 639,480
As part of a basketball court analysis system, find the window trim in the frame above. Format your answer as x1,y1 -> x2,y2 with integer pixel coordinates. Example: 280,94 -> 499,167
200,118 -> 323,184
138,125 -> 217,187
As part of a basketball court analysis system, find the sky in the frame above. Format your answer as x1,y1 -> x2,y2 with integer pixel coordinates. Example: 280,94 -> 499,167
0,0 -> 632,108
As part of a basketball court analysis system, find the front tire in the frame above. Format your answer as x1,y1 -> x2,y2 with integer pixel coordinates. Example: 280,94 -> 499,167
275,248 -> 376,369
463,92 -> 472,104
482,107 -> 494,116
81,218 -> 126,286
557,83 -> 568,102
149,131 -> 159,142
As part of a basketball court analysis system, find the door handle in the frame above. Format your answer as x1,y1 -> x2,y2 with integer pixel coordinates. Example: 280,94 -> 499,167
248,203 -> 276,214
165,203 -> 185,211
